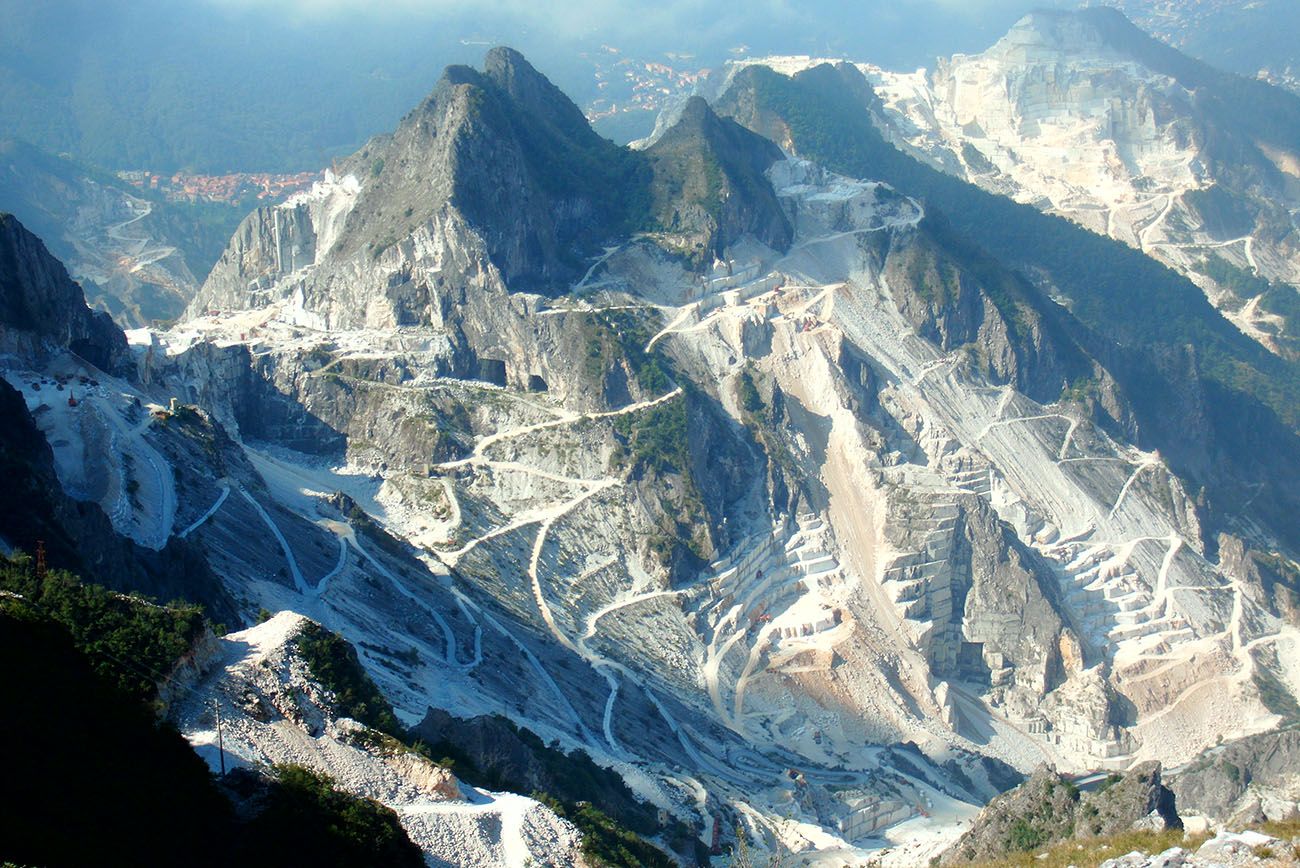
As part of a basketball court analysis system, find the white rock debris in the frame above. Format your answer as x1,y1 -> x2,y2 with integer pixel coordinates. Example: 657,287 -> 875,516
738,11 -> 1300,354
173,613 -> 583,868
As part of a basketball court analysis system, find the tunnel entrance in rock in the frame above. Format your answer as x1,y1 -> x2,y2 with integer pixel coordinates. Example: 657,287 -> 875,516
527,374 -> 548,392
476,358 -> 507,387
957,641 -> 992,683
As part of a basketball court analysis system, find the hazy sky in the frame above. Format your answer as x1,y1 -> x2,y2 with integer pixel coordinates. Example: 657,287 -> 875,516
0,0 -> 1081,171
197,0 -> 1073,58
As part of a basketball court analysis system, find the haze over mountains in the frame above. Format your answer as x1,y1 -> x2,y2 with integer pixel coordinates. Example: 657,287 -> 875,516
3,4 -> 1300,867
8,0 -> 1295,174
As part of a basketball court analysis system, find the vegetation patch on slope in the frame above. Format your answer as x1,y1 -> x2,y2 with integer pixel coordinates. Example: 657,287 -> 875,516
0,554 -> 205,703
940,764 -> 1181,866
232,763 -> 424,868
294,620 -> 404,736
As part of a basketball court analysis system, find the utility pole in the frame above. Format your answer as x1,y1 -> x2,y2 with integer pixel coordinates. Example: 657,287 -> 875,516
211,698 -> 226,776
35,541 -> 47,580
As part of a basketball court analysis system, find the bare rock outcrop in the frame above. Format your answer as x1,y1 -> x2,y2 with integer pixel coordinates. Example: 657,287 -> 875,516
941,762 -> 1181,865
0,213 -> 127,373
1172,729 -> 1300,826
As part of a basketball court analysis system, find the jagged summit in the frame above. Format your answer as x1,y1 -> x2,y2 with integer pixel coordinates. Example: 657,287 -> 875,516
644,95 -> 792,264
193,46 -> 797,323
330,48 -> 640,293
193,45 -> 646,313
480,46 -> 600,146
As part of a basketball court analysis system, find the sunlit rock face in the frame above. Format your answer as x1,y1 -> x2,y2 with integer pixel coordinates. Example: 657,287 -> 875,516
855,9 -> 1300,357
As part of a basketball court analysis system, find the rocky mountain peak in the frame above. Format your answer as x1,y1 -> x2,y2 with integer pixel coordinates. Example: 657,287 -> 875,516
480,46 -> 598,146
856,1 -> 1300,364
644,94 -> 792,263
196,46 -> 805,318
436,48 -> 645,292
672,94 -> 720,129
993,8 -> 1121,55
194,46 -> 649,311
984,7 -> 1170,57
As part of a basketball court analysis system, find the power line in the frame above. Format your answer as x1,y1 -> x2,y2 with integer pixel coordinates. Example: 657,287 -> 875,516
212,698 -> 227,775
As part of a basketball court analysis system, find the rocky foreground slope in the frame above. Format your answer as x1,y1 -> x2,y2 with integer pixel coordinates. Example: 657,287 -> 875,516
940,764 -> 1181,865
936,760 -> 1299,867
3,28 -> 1300,866
1101,831 -> 1300,868
173,611 -> 585,867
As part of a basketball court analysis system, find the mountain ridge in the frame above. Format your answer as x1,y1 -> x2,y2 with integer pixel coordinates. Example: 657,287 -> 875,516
0,212 -> 128,372
713,57 -> 1300,557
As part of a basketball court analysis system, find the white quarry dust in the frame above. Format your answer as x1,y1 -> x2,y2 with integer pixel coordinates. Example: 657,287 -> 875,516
3,356 -> 176,550
108,126 -> 1299,861
870,785 -> 979,868
279,170 -> 362,263
174,613 -> 582,868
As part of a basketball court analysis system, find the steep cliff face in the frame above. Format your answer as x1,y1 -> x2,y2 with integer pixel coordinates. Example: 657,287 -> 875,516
712,41 -> 1300,583
1172,729 -> 1300,825
0,214 -> 127,373
200,196 -> 326,308
952,497 -> 1069,697
644,96 -> 792,266
877,213 -> 1128,419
